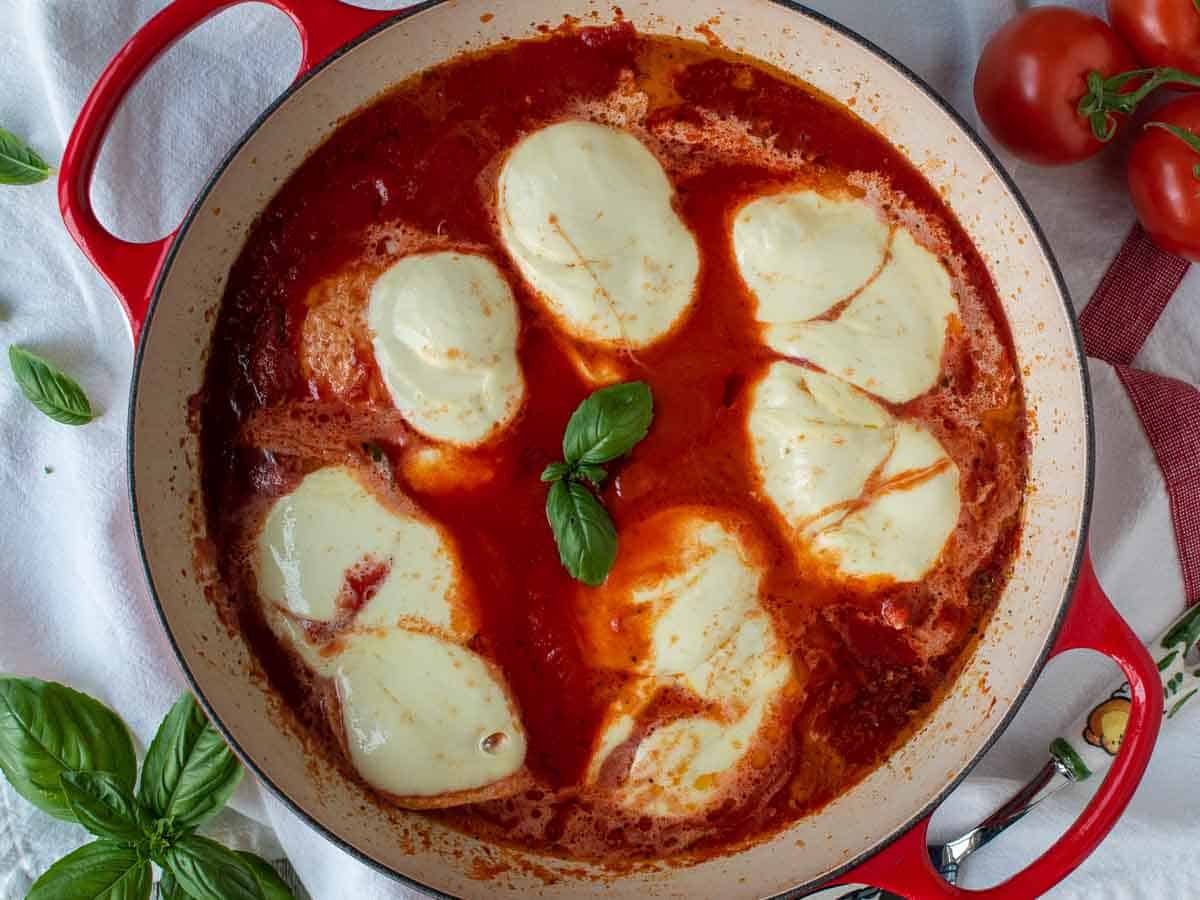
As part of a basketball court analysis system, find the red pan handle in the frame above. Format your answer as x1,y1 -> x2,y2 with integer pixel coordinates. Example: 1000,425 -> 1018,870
830,547 -> 1163,898
59,0 -> 394,342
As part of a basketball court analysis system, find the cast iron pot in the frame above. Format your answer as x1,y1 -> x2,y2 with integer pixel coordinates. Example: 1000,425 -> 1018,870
59,1 -> 1164,896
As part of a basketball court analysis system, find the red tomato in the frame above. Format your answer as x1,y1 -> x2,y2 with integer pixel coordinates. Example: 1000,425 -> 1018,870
974,7 -> 1138,164
1109,0 -> 1200,74
1128,95 -> 1200,260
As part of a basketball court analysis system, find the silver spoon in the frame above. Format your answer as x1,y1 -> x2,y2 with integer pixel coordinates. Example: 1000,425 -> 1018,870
831,602 -> 1200,898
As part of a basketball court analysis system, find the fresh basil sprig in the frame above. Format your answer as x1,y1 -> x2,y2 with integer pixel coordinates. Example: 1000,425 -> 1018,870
59,771 -> 144,845
561,381 -> 653,468
546,479 -> 618,586
159,858 -> 292,900
0,676 -> 293,900
26,840 -> 149,900
0,678 -> 136,821
165,835 -> 264,900
542,382 -> 653,585
0,127 -> 53,185
139,692 -> 244,832
9,345 -> 94,425
237,852 -> 296,900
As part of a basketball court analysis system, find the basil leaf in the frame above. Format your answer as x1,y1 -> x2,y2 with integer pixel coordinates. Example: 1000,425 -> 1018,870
139,693 -> 243,831
0,127 -> 52,185
574,464 -> 607,487
540,461 -> 571,483
26,840 -> 150,900
546,479 -> 617,586
0,677 -> 136,821
8,346 -> 94,426
236,852 -> 296,900
165,835 -> 263,900
60,770 -> 144,844
562,381 -> 653,466
157,873 -> 186,900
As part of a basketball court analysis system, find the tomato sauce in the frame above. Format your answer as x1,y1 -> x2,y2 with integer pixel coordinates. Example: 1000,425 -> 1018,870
199,23 -> 1027,862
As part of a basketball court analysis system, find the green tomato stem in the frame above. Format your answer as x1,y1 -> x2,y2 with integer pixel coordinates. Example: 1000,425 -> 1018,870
1145,121 -> 1200,181
1078,67 -> 1200,142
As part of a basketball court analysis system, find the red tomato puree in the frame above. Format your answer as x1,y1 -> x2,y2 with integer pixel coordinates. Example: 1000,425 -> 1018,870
198,23 -> 1027,862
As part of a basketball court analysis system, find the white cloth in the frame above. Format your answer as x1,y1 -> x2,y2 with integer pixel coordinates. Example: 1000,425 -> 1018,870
0,0 -> 1195,897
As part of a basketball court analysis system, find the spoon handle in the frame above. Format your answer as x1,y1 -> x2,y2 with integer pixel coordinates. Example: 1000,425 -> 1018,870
933,760 -> 1069,882
1050,603 -> 1200,782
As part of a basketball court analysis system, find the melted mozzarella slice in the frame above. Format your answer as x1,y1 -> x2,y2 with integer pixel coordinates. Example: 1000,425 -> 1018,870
747,362 -> 893,523
367,251 -> 524,445
579,508 -> 796,818
594,615 -> 795,819
621,711 -> 767,817
809,423 -> 962,579
679,610 -> 792,710
255,466 -> 459,668
333,629 -> 526,799
749,363 -> 960,582
625,615 -> 793,818
579,508 -> 761,678
256,465 -> 529,804
498,120 -> 699,348
734,190 -> 957,403
734,190 -> 890,322
766,230 -> 957,403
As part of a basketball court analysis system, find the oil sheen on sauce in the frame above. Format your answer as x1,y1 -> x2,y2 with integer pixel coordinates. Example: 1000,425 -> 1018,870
199,24 -> 1027,863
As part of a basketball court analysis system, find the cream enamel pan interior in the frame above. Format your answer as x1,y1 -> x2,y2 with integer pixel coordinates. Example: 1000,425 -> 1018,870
129,1 -> 1090,896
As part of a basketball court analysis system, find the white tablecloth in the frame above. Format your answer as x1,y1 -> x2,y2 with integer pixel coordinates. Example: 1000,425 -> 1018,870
1,1 -> 1196,897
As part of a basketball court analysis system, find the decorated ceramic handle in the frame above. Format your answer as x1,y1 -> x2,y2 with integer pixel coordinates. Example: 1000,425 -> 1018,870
1052,602 -> 1200,781
58,0 -> 393,341
831,548 -> 1164,898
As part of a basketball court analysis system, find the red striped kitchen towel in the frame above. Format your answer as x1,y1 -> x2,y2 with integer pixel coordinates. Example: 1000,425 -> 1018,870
1079,226 -> 1199,604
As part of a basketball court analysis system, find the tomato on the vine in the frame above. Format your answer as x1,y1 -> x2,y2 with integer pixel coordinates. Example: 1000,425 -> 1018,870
1109,0 -> 1200,75
974,7 -> 1137,164
1128,95 -> 1200,260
